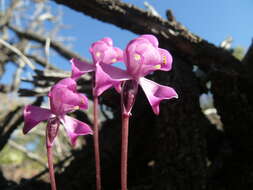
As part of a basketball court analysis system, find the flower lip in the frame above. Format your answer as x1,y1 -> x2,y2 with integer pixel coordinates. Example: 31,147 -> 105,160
139,77 -> 178,115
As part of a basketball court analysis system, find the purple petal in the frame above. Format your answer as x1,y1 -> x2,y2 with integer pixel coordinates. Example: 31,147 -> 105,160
124,37 -> 161,77
101,37 -> 113,46
139,77 -> 178,115
23,105 -> 52,134
49,78 -> 89,115
50,87 -> 88,115
60,115 -> 93,146
78,93 -> 89,110
124,35 -> 174,78
71,58 -> 95,80
158,48 -> 173,71
49,78 -> 77,98
90,38 -> 123,64
114,47 -> 124,62
94,63 -> 132,96
140,34 -> 159,47
102,47 -> 122,64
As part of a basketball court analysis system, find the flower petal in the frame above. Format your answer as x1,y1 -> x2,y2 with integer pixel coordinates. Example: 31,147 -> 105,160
94,63 -> 132,96
139,77 -> 178,115
49,78 -> 89,115
71,58 -> 95,80
158,48 -> 173,71
60,115 -> 93,146
90,38 -> 123,64
101,37 -> 113,46
77,93 -> 89,110
114,47 -> 124,62
139,34 -> 159,47
23,105 -> 52,134
124,37 -> 162,77
50,77 -> 77,92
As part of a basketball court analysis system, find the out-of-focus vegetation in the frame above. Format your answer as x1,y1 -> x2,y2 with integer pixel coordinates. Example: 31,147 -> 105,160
232,46 -> 245,60
0,0 -> 82,182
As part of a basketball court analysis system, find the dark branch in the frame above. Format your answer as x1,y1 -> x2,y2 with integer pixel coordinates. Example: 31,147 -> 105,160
0,105 -> 23,151
243,39 -> 253,78
0,97 -> 43,151
52,0 -> 242,75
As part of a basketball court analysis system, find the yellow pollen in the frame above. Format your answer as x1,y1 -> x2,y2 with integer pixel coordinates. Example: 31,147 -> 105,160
154,65 -> 161,69
111,58 -> 117,63
74,106 -> 80,110
134,54 -> 141,61
96,52 -> 101,57
163,56 -> 167,64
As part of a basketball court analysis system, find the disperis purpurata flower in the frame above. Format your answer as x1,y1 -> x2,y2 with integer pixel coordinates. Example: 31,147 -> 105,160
23,78 -> 92,147
71,37 -> 124,96
97,34 -> 178,115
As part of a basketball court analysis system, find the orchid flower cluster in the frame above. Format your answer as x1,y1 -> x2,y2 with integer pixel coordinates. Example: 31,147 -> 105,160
23,34 -> 178,190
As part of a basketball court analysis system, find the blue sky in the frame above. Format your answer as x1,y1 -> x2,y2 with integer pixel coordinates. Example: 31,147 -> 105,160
1,0 -> 253,84
50,0 -> 253,70
56,0 -> 253,57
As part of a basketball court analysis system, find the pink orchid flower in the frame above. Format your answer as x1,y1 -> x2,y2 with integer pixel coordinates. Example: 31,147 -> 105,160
23,77 -> 93,147
71,38 -> 124,190
71,37 -> 124,96
115,35 -> 178,190
96,34 -> 178,115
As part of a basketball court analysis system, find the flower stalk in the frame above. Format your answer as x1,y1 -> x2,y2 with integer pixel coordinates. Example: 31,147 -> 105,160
121,80 -> 138,190
46,146 -> 57,190
46,118 -> 59,190
93,94 -> 101,190
121,113 -> 130,190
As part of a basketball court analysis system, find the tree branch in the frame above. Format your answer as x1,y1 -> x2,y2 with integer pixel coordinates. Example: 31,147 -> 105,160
243,39 -> 253,78
0,38 -> 35,69
26,54 -> 59,70
8,25 -> 90,63
0,105 -> 23,151
8,140 -> 47,167
0,97 -> 43,151
52,0 -> 241,75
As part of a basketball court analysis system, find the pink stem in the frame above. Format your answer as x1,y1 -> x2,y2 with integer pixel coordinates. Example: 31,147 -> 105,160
93,95 -> 101,190
46,146 -> 57,190
120,80 -> 138,190
121,113 -> 130,190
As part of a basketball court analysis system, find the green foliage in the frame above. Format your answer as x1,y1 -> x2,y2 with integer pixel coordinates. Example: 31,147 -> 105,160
0,145 -> 24,165
232,46 -> 245,60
